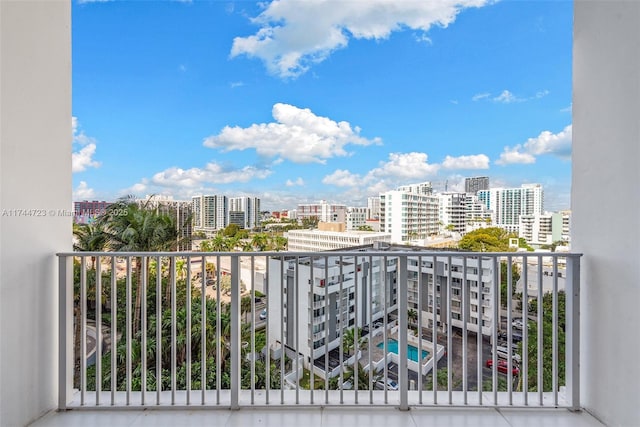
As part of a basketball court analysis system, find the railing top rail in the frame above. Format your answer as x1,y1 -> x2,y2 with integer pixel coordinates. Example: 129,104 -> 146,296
57,250 -> 582,258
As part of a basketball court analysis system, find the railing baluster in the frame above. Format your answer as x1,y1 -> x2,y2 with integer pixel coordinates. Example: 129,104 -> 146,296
432,255 -> 438,404
279,256 -> 284,405
476,256 -> 482,406
186,255 -> 192,405
230,255 -> 240,410
447,255 -> 453,405
96,256 -> 102,405
492,255 -> 498,405
171,256 -> 177,405
522,255 -> 529,405
537,255 -> 543,406
339,255 -> 344,405
462,255 -> 467,404
156,255 -> 162,406
80,257 -> 87,406
295,256 -> 299,405
251,256 -> 256,405
308,256 -> 314,403
552,256 -> 558,406
507,255 -> 513,405
265,257 -> 270,405
324,256 -> 329,404
367,255 -> 373,404
126,257 -> 132,405
354,255 -> 359,404
200,255 -> 206,405
398,255 -> 409,410
216,255 -> 221,405
141,256 -> 147,405
417,255 -> 423,403
111,256 -> 117,406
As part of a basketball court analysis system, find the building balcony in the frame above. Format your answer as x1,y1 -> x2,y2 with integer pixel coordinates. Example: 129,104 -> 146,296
48,250 -> 589,424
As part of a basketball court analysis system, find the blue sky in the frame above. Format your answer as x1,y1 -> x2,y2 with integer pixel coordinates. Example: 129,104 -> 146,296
72,0 -> 573,211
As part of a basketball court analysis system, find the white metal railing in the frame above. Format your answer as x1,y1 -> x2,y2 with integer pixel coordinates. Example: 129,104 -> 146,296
57,251 -> 581,410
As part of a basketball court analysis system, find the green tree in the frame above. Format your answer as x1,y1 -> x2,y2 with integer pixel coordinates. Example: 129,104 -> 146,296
408,309 -> 418,332
357,225 -> 374,231
343,361 -> 383,390
458,227 -> 517,252
520,291 -> 566,392
222,223 -> 240,237
98,196 -> 185,333
500,261 -> 521,308
73,222 -> 108,269
341,327 -> 365,356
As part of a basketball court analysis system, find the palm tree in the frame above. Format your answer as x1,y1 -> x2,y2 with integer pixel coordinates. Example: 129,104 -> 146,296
240,296 -> 253,324
408,309 -> 418,333
73,222 -> 108,269
98,196 -> 184,333
342,327 -> 365,357
251,233 -> 269,251
343,361 -> 383,390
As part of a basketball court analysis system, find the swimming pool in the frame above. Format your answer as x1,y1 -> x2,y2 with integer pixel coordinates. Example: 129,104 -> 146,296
377,339 -> 429,362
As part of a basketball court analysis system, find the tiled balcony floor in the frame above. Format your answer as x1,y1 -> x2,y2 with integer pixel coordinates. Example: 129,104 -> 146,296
30,407 -> 604,427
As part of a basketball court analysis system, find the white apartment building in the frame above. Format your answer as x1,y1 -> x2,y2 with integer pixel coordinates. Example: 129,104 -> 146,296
267,245 -> 496,366
345,206 -> 369,230
367,196 -> 381,219
519,212 -> 563,247
268,254 -> 394,362
228,196 -> 261,230
297,200 -> 346,224
561,210 -> 571,245
406,255 -> 496,336
464,194 -> 493,233
192,195 -> 227,234
478,184 -> 543,233
437,193 -> 467,235
286,229 -> 391,252
397,181 -> 433,195
380,187 -> 439,243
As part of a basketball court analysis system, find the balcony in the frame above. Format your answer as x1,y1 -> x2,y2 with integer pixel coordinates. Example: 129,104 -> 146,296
53,251 -> 584,415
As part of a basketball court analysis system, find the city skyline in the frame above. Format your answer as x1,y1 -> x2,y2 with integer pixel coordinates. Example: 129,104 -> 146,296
72,0 -> 572,212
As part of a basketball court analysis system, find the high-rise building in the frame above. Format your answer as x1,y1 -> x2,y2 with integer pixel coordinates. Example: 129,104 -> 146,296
367,196 -> 381,219
464,176 -> 489,194
345,206 -> 369,231
192,195 -> 227,234
464,194 -> 493,233
297,200 -> 346,224
518,212 -> 563,247
380,184 -> 439,243
436,193 -> 467,234
228,196 -> 261,230
478,184 -> 543,233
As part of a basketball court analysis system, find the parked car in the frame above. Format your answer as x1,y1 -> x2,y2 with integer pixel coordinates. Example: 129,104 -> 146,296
376,379 -> 399,391
494,346 -> 522,363
259,309 -> 267,320
486,359 -> 520,376
512,319 -> 524,330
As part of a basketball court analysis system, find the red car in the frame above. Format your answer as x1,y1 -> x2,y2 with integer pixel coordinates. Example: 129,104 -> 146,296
486,359 -> 520,376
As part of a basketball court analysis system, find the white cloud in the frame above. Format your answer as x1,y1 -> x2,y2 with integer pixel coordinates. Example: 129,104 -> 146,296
72,144 -> 101,172
149,162 -> 272,188
472,93 -> 490,101
231,0 -> 492,78
203,103 -> 381,164
493,90 -> 518,103
72,116 -> 100,172
230,81 -> 245,88
73,181 -> 95,199
285,177 -> 305,187
322,152 -> 440,194
322,169 -> 363,187
442,154 -> 490,170
496,124 -> 572,165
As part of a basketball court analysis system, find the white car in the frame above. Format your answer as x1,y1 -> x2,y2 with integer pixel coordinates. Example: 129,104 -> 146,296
259,309 -> 267,320
512,319 -> 524,330
376,379 -> 399,391
494,346 -> 522,363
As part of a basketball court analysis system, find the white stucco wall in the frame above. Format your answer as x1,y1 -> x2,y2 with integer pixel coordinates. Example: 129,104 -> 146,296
573,2 -> 640,425
0,2 -> 72,426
